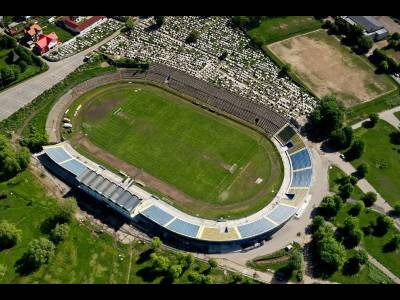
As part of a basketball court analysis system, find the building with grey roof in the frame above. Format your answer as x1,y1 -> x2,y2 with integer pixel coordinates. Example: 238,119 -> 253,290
342,16 -> 389,41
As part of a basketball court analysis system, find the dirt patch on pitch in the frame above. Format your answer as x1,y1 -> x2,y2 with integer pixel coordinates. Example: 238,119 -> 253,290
84,98 -> 123,123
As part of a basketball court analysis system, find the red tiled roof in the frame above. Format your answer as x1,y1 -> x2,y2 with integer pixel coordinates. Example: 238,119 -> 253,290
25,23 -> 42,36
35,32 -> 60,48
63,16 -> 106,32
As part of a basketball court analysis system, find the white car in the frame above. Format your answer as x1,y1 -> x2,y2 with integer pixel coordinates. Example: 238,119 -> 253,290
340,154 -> 346,160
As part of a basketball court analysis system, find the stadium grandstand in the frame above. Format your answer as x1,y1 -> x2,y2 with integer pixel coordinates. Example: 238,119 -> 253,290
42,65 -> 314,253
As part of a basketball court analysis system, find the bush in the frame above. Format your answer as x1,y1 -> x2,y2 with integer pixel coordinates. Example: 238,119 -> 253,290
208,258 -> 218,269
369,113 -> 379,127
49,223 -> 70,244
0,221 -> 21,249
187,271 -> 213,284
345,139 -> 365,161
151,236 -> 162,251
23,238 -> 55,269
362,192 -> 377,207
394,202 -> 400,216
296,270 -> 303,282
357,163 -> 369,178
288,249 -> 302,271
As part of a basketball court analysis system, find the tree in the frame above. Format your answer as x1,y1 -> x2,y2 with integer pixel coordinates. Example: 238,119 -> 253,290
357,163 -> 369,178
350,201 -> 365,216
375,215 -> 393,235
279,63 -> 291,77
168,264 -> 183,279
185,30 -> 200,44
339,182 -> 354,200
125,17 -> 135,30
319,195 -> 343,218
313,222 -> 334,242
208,258 -> 218,269
154,16 -> 165,27
0,134 -> 30,181
55,197 -> 78,224
20,125 -> 48,153
343,216 -> 359,234
318,236 -> 346,270
354,249 -> 368,265
345,139 -> 365,160
348,228 -> 363,247
308,95 -> 344,138
369,113 -> 379,127
392,32 -> 400,40
362,192 -> 377,207
356,35 -> 373,54
24,238 -> 55,268
343,126 -> 354,149
389,234 -> 400,250
151,236 -> 162,251
394,202 -> 400,215
288,249 -> 302,271
378,60 -> 389,73
187,271 -> 213,284
0,65 -> 16,86
0,221 -> 21,249
49,223 -> 70,244
330,128 -> 347,149
150,253 -> 170,272
312,215 -> 325,232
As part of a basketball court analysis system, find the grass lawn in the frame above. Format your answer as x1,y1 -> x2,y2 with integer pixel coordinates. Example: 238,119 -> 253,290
328,165 -> 365,201
42,23 -> 74,43
395,111 -> 400,121
350,119 -> 400,207
0,170 -> 256,284
384,48 -> 400,64
248,16 -> 322,45
0,49 -> 42,91
69,82 -> 283,220
268,30 -> 397,108
334,203 -> 400,279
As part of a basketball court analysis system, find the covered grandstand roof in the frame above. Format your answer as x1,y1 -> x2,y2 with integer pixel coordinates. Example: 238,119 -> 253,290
346,16 -> 385,33
77,169 -> 141,214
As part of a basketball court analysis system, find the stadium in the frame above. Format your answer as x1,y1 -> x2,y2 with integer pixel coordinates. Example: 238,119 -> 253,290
39,64 -> 314,253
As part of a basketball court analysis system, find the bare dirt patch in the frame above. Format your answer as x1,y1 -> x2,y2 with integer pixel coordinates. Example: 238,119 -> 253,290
269,30 -> 396,107
85,98 -> 123,123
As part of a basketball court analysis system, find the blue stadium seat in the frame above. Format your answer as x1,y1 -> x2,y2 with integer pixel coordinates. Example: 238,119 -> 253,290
166,218 -> 199,238
60,159 -> 88,177
45,147 -> 72,163
237,218 -> 276,239
290,149 -> 311,170
267,205 -> 297,224
141,205 -> 174,226
291,168 -> 312,187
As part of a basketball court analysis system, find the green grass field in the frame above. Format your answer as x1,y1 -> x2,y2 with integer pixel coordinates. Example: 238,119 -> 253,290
0,170 -> 256,284
328,165 -> 365,201
42,23 -> 74,43
70,82 -> 283,219
350,120 -> 400,207
334,203 -> 400,279
248,16 -> 321,45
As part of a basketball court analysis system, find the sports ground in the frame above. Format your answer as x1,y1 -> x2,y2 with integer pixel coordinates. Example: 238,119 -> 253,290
68,82 -> 283,220
268,30 -> 397,107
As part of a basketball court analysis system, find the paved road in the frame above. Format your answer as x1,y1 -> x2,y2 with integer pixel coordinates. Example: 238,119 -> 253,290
352,105 -> 400,130
0,30 -> 121,121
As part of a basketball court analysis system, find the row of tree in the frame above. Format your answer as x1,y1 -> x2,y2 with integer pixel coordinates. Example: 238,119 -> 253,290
323,18 -> 373,55
370,48 -> 400,74
0,134 -> 30,181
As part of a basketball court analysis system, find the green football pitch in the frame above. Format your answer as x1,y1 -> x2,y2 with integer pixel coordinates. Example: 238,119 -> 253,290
69,82 -> 283,219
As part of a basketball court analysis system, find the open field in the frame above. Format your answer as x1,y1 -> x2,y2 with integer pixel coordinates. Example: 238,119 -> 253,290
268,30 -> 397,107
69,82 -> 283,220
42,23 -> 74,43
248,16 -> 321,45
334,203 -> 400,279
0,170 -> 256,284
351,120 -> 400,207
328,165 -> 365,201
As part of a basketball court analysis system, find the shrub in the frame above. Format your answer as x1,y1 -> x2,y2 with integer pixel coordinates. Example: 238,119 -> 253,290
394,202 -> 400,216
369,113 -> 379,127
362,192 -> 377,207
0,221 -> 21,249
288,249 -> 302,271
296,270 -> 303,282
208,258 -> 218,269
49,223 -> 70,244
23,238 -> 55,269
151,236 -> 162,251
356,163 -> 369,178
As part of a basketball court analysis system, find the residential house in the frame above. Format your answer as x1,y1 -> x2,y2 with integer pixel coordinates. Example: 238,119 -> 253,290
61,16 -> 106,34
34,32 -> 60,55
24,23 -> 42,43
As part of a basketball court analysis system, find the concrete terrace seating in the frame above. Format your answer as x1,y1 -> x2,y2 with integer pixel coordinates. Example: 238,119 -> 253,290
59,159 -> 88,177
290,148 -> 311,170
141,205 -> 175,226
44,147 -> 72,163
200,227 -> 240,241
291,168 -> 313,187
287,134 -> 305,154
266,204 -> 297,224
166,218 -> 200,238
276,125 -> 296,145
237,218 -> 276,239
